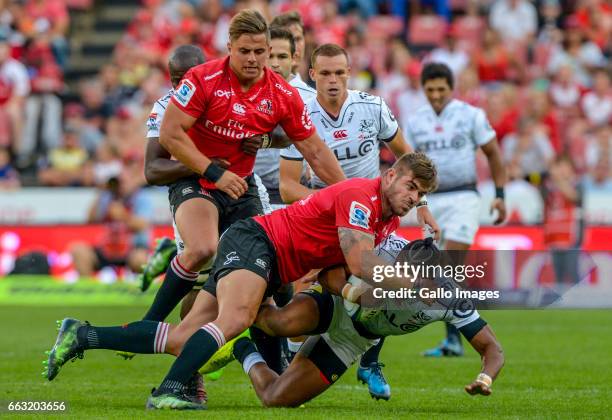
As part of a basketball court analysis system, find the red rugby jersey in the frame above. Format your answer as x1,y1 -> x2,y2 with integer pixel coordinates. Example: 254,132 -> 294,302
171,57 -> 315,189
254,178 -> 399,283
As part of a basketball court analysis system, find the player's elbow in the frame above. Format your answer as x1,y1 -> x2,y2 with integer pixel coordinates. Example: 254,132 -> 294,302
279,180 -> 297,204
144,164 -> 163,186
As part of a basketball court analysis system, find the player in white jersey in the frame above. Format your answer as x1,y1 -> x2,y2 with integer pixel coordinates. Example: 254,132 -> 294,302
253,26 -> 316,209
278,43 -> 440,400
403,63 -> 507,358
221,237 -> 504,407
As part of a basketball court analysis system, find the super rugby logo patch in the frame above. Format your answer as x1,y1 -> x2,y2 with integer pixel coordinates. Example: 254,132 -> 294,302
348,201 -> 371,229
147,112 -> 158,131
174,79 -> 196,107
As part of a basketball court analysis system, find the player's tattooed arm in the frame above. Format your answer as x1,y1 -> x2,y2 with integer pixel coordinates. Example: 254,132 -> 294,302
338,227 -> 415,291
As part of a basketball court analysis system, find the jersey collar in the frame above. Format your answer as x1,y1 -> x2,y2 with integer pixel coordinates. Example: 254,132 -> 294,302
226,57 -> 268,101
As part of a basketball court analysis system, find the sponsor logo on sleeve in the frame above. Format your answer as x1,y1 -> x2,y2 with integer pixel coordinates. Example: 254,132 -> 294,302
174,80 -> 196,107
348,201 -> 371,229
275,83 -> 293,96
147,113 -> 158,130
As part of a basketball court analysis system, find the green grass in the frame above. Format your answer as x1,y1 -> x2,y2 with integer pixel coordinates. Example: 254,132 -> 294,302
0,305 -> 610,419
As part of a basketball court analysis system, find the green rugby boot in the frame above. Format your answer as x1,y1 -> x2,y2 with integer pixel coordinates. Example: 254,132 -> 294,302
44,318 -> 88,381
138,237 -> 176,292
199,329 -> 250,376
146,388 -> 207,410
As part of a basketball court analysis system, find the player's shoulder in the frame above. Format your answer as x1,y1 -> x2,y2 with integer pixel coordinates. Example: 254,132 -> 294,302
451,99 -> 483,117
268,70 -> 300,100
154,89 -> 174,110
186,58 -> 227,83
289,77 -> 316,101
336,177 -> 380,196
348,90 -> 383,106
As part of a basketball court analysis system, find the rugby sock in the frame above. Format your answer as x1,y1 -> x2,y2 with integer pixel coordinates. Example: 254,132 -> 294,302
445,322 -> 461,345
233,337 -> 264,374
160,323 -> 225,390
360,337 -> 385,367
250,326 -> 284,375
287,339 -> 302,353
78,321 -> 168,353
143,255 -> 198,321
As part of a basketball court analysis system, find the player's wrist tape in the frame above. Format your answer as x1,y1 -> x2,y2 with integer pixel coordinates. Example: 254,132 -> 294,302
476,373 -> 492,387
416,200 -> 428,208
261,133 -> 273,149
495,187 -> 505,200
202,163 -> 226,183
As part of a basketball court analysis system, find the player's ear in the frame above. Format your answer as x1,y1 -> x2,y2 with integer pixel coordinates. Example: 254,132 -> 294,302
309,67 -> 315,80
226,42 -> 231,54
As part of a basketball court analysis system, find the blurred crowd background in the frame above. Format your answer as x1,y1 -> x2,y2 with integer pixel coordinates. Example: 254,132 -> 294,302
0,0 -> 610,209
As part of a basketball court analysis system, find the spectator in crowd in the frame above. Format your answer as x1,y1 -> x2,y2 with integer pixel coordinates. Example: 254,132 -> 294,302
455,66 -> 486,108
580,67 -> 612,127
548,64 -> 585,119
37,126 -> 91,186
585,125 -> 612,173
542,154 -> 584,284
524,89 -> 561,153
426,25 -> 469,77
70,174 -> 152,277
397,60 -> 427,133
547,17 -> 606,87
489,0 -> 537,47
0,30 -> 29,153
0,145 -> 19,189
22,0 -> 69,68
19,33 -> 64,170
583,156 -> 612,192
89,142 -> 123,187
474,28 -> 520,84
502,117 -> 556,181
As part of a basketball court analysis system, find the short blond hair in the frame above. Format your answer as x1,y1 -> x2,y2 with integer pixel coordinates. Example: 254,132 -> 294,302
310,43 -> 349,68
393,152 -> 438,192
228,9 -> 269,43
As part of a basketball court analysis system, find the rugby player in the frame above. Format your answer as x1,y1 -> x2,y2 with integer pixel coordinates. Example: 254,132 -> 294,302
251,26 -> 317,371
278,43 -> 441,399
228,238 -> 505,407
44,153 -> 437,410
402,63 -> 506,359
134,10 -> 345,335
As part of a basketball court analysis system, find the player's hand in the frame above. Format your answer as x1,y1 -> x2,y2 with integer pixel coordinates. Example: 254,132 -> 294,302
490,198 -> 506,225
215,170 -> 248,200
416,206 -> 441,241
465,380 -> 492,396
108,201 -> 128,220
241,134 -> 270,156
210,158 -> 230,169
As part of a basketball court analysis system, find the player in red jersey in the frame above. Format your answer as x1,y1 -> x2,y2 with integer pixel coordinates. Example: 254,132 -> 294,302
142,9 -> 345,326
44,153 -> 437,410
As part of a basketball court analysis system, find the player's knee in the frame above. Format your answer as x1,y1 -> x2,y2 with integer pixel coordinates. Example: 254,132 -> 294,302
181,244 -> 215,269
220,310 -> 255,339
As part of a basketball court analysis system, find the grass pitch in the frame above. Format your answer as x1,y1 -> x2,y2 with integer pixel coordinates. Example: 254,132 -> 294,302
0,304 -> 610,419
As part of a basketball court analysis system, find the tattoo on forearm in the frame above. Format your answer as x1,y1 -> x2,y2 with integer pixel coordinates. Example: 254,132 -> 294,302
338,227 -> 374,255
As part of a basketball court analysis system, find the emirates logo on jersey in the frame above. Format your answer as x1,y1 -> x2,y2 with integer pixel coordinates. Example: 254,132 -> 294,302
333,129 -> 348,140
257,99 -> 273,115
